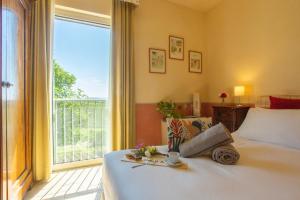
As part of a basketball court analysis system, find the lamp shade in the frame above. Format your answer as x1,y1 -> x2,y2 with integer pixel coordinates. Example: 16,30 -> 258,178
234,86 -> 245,97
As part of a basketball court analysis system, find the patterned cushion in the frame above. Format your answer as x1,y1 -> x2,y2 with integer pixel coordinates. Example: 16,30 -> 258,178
167,117 -> 212,152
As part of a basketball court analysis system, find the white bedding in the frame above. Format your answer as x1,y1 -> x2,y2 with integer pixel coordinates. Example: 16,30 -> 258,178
102,135 -> 300,200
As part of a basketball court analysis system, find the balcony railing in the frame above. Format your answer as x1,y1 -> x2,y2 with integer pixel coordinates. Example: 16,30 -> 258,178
53,99 -> 108,164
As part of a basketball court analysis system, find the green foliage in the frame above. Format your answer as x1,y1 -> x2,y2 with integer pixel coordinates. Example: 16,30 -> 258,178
156,101 -> 181,120
53,61 -> 108,163
54,100 -> 108,164
53,60 -> 87,99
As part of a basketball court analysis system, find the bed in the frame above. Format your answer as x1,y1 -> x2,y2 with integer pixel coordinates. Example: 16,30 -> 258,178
102,99 -> 300,200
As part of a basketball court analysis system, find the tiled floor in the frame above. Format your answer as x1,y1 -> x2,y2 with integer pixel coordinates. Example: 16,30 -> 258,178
24,165 -> 102,200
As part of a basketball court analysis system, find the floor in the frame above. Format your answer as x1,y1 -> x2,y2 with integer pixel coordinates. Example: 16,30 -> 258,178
24,165 -> 103,200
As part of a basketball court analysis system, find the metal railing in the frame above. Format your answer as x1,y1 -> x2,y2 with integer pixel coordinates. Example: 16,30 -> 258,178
53,99 -> 108,164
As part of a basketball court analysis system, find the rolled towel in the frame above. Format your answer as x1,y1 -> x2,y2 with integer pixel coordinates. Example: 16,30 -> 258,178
179,123 -> 233,157
212,144 -> 240,165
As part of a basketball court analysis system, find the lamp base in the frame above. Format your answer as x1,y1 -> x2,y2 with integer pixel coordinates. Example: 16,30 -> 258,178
235,96 -> 244,106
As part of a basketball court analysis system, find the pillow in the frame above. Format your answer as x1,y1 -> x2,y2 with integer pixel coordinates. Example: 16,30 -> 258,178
167,117 -> 212,152
179,123 -> 233,158
236,108 -> 300,149
270,96 -> 300,109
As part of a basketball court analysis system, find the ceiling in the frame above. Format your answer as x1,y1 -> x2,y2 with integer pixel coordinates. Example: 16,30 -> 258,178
166,0 -> 223,12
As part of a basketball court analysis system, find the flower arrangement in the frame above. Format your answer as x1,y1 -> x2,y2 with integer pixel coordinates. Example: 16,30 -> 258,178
130,144 -> 158,159
156,101 -> 181,120
219,92 -> 229,103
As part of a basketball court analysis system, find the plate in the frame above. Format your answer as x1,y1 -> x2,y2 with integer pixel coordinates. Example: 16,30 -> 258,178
165,158 -> 183,167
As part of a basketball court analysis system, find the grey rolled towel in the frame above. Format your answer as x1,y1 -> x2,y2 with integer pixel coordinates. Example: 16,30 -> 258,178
212,144 -> 240,165
179,123 -> 233,158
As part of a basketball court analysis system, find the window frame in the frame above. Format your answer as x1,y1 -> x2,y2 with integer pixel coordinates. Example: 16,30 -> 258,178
55,4 -> 111,27
52,8 -> 111,171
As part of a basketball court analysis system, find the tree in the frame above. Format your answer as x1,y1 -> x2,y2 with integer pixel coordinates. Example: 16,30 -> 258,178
53,60 -> 86,99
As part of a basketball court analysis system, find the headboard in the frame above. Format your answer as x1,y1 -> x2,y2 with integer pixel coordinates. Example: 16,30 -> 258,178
256,95 -> 300,108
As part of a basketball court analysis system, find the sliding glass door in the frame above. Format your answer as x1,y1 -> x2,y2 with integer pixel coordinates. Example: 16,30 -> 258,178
52,17 -> 110,166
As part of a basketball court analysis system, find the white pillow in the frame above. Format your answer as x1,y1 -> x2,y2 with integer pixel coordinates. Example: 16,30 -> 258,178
236,108 -> 300,149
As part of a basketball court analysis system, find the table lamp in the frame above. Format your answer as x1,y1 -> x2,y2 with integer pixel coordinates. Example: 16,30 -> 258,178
234,86 -> 245,106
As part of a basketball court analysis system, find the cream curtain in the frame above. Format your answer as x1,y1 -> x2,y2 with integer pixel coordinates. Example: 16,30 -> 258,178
111,0 -> 136,150
30,0 -> 54,181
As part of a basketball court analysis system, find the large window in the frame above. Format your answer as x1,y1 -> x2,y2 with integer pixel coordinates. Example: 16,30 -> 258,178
52,17 -> 110,165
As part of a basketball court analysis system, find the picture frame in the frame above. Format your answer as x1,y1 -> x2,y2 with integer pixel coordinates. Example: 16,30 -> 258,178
189,51 -> 202,73
169,35 -> 184,60
149,48 -> 166,74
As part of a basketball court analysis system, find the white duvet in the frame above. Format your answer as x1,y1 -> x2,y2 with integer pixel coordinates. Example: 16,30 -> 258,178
102,135 -> 300,200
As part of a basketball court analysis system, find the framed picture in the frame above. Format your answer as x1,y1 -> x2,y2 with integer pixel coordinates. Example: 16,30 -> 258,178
149,48 -> 166,74
189,51 -> 202,73
169,35 -> 184,60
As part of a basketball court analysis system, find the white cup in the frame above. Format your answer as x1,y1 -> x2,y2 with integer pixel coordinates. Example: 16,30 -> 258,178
168,152 -> 180,163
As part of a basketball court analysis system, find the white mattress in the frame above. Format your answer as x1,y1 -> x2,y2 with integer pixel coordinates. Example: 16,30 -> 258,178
102,135 -> 300,200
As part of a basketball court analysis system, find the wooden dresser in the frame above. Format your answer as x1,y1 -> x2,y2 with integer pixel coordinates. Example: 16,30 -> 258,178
212,105 -> 251,132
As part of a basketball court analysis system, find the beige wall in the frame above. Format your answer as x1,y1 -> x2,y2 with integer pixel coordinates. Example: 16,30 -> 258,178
204,0 -> 300,103
134,0 -> 207,103
54,0 -> 300,104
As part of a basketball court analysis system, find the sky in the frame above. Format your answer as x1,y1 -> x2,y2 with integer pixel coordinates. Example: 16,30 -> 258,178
53,18 -> 111,99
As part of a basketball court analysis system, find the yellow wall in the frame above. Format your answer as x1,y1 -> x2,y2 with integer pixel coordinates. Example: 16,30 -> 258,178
134,0 -> 207,103
55,0 -> 300,104
204,0 -> 300,103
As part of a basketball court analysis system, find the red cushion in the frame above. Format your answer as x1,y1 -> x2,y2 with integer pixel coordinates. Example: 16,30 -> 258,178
269,96 -> 300,109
